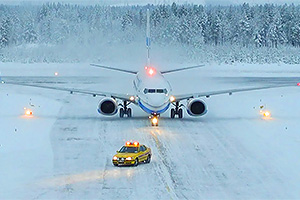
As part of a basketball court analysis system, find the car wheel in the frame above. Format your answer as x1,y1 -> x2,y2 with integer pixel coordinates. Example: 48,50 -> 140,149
113,163 -> 118,166
146,155 -> 151,163
134,158 -> 139,167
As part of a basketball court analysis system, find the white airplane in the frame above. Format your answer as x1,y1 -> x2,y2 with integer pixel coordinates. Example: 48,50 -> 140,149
1,9 -> 299,126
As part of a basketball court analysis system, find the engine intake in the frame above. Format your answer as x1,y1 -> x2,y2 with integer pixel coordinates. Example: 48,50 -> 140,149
187,99 -> 207,116
98,97 -> 118,115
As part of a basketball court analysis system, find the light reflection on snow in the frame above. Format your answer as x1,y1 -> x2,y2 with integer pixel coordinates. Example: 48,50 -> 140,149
40,168 -> 135,187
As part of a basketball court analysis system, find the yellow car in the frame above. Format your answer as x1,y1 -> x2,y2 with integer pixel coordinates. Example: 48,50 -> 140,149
112,141 -> 152,166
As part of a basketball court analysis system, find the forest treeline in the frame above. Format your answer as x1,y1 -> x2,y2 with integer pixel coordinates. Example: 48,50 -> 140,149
0,3 -> 299,63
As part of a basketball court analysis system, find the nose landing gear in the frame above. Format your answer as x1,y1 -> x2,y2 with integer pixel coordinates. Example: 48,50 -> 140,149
149,114 -> 159,126
119,101 -> 132,118
171,101 -> 183,118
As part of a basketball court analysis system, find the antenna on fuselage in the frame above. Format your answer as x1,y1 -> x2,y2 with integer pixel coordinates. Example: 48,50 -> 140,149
146,9 -> 151,66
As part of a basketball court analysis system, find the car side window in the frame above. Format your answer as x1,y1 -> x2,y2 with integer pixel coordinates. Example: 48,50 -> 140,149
140,146 -> 146,152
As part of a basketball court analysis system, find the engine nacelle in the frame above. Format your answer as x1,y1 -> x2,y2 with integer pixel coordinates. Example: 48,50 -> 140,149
97,97 -> 118,115
187,99 -> 207,116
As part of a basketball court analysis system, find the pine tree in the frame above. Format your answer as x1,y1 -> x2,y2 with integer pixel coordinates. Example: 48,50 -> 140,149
0,18 -> 11,48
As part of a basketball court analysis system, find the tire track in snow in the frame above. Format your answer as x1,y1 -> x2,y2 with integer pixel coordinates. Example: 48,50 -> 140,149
148,128 -> 179,199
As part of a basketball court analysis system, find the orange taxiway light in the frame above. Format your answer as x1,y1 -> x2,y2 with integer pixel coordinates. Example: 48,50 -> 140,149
263,111 -> 271,117
25,109 -> 33,116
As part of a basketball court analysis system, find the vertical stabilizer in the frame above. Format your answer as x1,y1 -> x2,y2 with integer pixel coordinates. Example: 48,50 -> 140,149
146,9 -> 151,66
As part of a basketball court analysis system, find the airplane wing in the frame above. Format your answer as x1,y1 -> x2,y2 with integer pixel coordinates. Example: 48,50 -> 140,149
161,65 -> 205,74
1,81 -> 134,101
91,64 -> 205,75
90,64 -> 138,75
173,83 -> 299,101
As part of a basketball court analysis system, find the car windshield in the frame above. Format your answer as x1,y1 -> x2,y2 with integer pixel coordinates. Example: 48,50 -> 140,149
119,146 -> 138,153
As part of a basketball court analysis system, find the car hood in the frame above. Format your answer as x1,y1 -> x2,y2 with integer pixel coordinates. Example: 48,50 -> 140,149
114,153 -> 137,158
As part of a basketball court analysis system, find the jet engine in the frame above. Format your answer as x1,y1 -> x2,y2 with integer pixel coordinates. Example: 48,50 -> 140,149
186,99 -> 207,116
97,97 -> 118,115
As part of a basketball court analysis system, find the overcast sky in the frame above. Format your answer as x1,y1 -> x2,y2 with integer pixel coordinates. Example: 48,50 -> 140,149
0,0 -> 299,5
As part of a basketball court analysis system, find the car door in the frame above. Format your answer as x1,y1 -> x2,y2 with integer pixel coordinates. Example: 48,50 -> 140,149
139,145 -> 147,161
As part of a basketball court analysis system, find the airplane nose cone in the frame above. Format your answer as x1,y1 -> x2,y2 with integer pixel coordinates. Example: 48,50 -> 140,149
147,95 -> 166,108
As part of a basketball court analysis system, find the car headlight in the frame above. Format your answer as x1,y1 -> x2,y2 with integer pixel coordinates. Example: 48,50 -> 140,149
126,157 -> 132,161
113,156 -> 118,160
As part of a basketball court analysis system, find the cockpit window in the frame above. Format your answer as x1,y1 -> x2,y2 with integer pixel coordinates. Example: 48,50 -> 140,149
144,88 -> 168,94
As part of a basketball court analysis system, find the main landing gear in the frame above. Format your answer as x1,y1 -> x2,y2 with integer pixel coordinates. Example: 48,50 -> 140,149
171,101 -> 183,118
119,101 -> 132,118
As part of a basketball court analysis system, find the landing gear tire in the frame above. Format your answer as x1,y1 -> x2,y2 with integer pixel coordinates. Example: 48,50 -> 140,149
120,101 -> 132,118
120,108 -> 124,118
171,102 -> 183,119
178,108 -> 183,118
171,108 -> 175,118
127,108 -> 132,118
151,122 -> 158,126
133,158 -> 139,167
146,155 -> 151,163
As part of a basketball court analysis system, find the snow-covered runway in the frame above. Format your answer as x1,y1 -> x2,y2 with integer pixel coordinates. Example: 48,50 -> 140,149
1,63 -> 300,199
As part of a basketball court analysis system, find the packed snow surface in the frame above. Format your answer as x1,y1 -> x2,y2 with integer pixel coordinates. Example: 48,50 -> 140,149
1,62 -> 300,199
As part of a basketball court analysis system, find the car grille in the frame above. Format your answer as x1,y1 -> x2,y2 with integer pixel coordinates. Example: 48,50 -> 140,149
118,158 -> 125,161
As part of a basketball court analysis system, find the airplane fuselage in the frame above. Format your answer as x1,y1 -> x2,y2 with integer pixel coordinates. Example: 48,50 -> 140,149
133,67 -> 172,115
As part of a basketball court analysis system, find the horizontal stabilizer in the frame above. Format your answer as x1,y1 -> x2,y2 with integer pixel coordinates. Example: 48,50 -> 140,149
161,65 -> 205,74
90,64 -> 138,75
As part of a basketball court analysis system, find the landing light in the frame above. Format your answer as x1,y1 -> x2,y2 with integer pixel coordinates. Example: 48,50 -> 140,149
170,96 -> 176,102
152,117 -> 158,125
129,96 -> 135,101
54,72 -> 59,76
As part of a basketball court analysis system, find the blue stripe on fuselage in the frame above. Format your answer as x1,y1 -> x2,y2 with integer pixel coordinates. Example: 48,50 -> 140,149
138,100 -> 170,114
